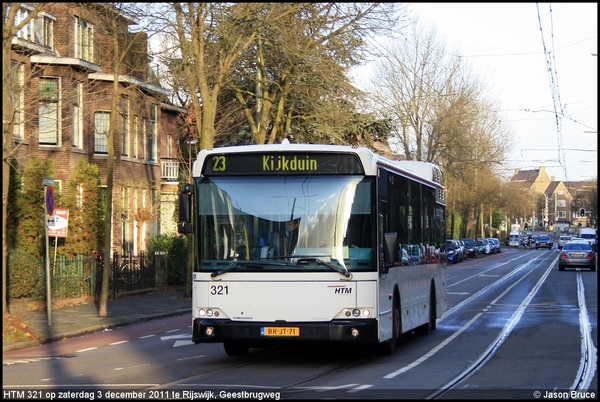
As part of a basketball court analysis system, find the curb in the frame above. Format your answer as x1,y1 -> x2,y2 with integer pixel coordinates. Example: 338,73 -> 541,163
3,308 -> 189,353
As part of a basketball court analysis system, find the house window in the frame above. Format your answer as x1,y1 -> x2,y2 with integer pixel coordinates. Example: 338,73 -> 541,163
557,211 -> 566,219
15,6 -> 34,41
74,16 -> 93,62
94,111 -> 110,154
141,117 -> 147,160
72,82 -> 83,148
150,189 -> 158,236
11,61 -> 25,139
133,116 -> 139,158
122,187 -> 131,254
34,13 -> 55,49
39,77 -> 60,145
147,105 -> 157,161
121,96 -> 129,156
557,200 -> 566,208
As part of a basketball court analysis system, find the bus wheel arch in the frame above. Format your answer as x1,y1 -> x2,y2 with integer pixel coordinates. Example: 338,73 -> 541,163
417,280 -> 437,335
377,287 -> 401,356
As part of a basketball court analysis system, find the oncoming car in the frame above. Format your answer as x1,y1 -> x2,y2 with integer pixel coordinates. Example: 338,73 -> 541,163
557,235 -> 572,250
535,235 -> 553,250
558,240 -> 596,271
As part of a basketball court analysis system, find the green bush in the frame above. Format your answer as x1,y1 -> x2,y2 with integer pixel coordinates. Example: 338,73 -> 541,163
7,251 -> 44,300
148,233 -> 188,285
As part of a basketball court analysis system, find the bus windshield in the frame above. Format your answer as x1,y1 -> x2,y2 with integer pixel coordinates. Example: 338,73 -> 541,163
196,175 -> 374,273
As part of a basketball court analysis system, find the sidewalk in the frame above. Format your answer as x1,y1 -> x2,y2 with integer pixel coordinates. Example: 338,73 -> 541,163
3,286 -> 191,353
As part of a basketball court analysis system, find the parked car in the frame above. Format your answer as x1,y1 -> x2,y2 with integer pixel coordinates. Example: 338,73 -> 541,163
445,239 -> 461,264
558,240 -> 596,271
487,237 -> 501,253
461,238 -> 478,258
557,235 -> 572,250
476,238 -> 491,255
535,235 -> 553,250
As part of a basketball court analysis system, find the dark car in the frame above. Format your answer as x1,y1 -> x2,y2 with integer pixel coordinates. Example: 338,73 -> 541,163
487,237 -> 501,253
558,240 -> 596,271
535,235 -> 553,250
445,240 -> 461,264
461,238 -> 478,258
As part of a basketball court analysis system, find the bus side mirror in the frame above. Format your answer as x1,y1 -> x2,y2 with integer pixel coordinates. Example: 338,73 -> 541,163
177,184 -> 193,234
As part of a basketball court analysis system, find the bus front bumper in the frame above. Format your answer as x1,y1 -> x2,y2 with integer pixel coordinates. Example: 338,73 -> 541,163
192,318 -> 379,344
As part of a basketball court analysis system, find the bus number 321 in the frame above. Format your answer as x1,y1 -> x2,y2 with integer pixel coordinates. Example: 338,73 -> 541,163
210,285 -> 229,295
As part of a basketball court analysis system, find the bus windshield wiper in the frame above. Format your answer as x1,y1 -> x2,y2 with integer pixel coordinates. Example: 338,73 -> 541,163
211,260 -> 288,278
293,256 -> 353,280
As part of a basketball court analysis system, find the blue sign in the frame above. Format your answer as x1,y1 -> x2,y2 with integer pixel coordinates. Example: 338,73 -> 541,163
46,186 -> 55,216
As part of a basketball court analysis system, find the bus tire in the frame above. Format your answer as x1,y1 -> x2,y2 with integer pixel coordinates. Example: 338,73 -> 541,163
377,295 -> 400,356
223,342 -> 249,356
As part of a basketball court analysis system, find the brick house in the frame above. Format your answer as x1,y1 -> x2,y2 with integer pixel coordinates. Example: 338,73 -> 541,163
508,166 -> 595,230
9,3 -> 185,255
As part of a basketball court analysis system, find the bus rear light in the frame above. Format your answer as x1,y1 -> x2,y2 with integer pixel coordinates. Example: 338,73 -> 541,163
205,326 -> 214,336
351,328 -> 359,338
352,309 -> 360,317
362,309 -> 371,318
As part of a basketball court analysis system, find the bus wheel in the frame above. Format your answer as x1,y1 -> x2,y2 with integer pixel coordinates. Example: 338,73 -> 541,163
223,342 -> 249,356
378,297 -> 400,356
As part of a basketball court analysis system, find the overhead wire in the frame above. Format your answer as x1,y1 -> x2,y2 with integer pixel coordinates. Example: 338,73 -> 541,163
536,3 -> 569,181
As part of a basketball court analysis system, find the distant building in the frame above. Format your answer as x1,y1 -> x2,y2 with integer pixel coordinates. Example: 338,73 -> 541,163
508,166 -> 596,231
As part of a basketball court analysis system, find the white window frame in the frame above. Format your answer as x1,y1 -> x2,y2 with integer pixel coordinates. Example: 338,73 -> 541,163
133,116 -> 139,159
11,61 -> 25,139
15,6 -> 34,41
141,117 -> 147,161
34,12 -> 55,49
148,105 -> 157,162
121,96 -> 130,157
94,111 -> 110,154
72,81 -> 83,148
74,16 -> 93,62
39,77 -> 61,146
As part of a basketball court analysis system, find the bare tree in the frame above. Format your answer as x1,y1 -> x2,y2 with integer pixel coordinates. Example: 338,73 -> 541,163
370,19 -> 514,238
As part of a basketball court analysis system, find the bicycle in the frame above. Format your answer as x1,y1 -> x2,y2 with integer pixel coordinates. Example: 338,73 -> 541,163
119,258 -> 141,284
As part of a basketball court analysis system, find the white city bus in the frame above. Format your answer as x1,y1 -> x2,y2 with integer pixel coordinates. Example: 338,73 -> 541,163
178,144 -> 447,356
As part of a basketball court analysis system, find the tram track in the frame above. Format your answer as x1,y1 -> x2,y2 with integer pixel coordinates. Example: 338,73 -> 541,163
425,251 -> 596,398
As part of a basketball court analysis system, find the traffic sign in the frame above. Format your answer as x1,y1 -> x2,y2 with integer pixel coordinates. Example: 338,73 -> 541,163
46,215 -> 56,227
47,208 -> 69,237
46,186 -> 55,216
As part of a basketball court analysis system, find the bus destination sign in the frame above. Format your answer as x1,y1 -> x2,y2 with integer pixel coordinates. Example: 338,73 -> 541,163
202,152 -> 364,176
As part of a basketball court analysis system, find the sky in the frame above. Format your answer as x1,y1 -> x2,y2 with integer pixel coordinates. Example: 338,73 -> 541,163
354,3 -> 597,183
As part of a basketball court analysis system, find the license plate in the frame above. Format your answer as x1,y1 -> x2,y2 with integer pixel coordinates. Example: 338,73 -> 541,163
261,327 -> 300,337
571,253 -> 584,257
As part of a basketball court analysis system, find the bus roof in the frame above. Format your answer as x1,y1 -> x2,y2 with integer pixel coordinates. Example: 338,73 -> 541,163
194,144 -> 443,188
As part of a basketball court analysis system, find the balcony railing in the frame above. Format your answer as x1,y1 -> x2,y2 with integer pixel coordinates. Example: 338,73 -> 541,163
161,160 -> 179,181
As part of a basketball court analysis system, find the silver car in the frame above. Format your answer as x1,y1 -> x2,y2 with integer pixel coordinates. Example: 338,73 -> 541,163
557,235 -> 571,250
558,240 -> 596,271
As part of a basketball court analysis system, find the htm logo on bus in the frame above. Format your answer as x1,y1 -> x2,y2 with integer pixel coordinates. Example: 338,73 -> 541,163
328,285 -> 352,294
